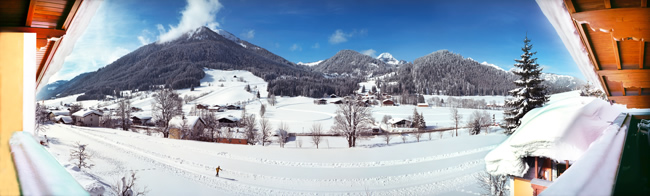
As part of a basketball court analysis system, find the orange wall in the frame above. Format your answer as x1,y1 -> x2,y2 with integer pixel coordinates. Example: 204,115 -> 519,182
514,177 -> 534,196
0,32 -> 26,195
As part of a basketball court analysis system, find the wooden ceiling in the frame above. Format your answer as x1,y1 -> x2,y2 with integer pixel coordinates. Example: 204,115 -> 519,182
564,0 -> 650,108
0,0 -> 82,87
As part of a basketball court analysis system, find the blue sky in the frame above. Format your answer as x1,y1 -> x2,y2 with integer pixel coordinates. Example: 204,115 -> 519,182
52,0 -> 583,83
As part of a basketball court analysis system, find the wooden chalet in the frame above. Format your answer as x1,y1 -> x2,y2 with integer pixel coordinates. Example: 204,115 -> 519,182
382,99 -> 395,106
314,99 -> 327,105
520,1 -> 650,196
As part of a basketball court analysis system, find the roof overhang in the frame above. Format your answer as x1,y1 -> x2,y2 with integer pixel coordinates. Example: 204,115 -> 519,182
536,0 -> 650,109
0,0 -> 101,92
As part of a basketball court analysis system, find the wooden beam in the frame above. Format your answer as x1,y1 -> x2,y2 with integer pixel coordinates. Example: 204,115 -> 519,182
25,0 -> 36,26
608,95 -> 650,108
641,41 -> 646,69
564,0 -> 576,13
613,36 -> 622,69
576,22 -> 601,70
597,69 -> 650,75
62,0 -> 82,30
601,75 -> 612,96
642,0 -> 647,8
605,0 -> 611,8
573,8 -> 650,41
0,27 -> 65,38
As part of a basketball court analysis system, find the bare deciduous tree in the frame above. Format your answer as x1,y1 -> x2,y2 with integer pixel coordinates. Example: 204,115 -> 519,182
243,114 -> 258,145
450,107 -> 463,137
382,131 -> 393,145
260,104 -> 266,117
224,127 -> 233,142
331,99 -> 373,148
277,122 -> 289,148
111,171 -> 149,196
69,142 -> 93,170
477,172 -> 508,196
201,110 -> 219,142
268,94 -> 277,106
35,103 -> 49,136
152,89 -> 183,138
117,98 -> 132,131
479,111 -> 492,135
310,123 -> 323,149
259,118 -> 272,146
401,133 -> 408,143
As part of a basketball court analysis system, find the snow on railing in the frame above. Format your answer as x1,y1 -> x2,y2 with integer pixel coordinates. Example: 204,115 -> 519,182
10,131 -> 88,196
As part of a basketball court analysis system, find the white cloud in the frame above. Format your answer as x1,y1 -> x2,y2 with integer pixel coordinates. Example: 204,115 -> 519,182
290,44 -> 302,51
361,49 -> 376,57
157,0 -> 223,43
328,29 -> 367,44
240,30 -> 255,39
137,29 -> 153,45
312,43 -> 320,49
329,29 -> 349,44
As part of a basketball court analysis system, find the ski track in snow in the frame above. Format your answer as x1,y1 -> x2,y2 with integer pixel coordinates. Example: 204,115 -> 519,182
52,124 -> 501,195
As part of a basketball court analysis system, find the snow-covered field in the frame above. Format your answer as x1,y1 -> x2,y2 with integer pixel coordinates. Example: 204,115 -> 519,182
39,68 -> 514,195
42,69 -> 506,134
42,124 -> 507,195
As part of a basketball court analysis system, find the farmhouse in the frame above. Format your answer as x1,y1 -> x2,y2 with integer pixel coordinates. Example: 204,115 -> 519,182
55,116 -> 73,124
131,115 -> 152,126
382,99 -> 395,106
71,109 -> 103,127
217,115 -> 240,127
225,105 -> 241,110
387,118 -> 412,128
331,99 -> 344,104
168,116 -> 206,140
314,99 -> 327,105
48,110 -> 69,121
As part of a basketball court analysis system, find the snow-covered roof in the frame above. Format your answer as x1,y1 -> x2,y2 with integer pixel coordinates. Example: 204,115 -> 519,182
387,118 -> 411,125
49,110 -> 69,116
55,116 -> 73,124
217,115 -> 239,122
535,0 -> 602,92
169,116 -> 204,129
132,115 -> 152,120
485,91 -> 625,177
71,109 -> 102,117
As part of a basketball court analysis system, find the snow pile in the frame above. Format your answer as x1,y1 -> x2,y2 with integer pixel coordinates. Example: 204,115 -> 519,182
485,91 -> 625,176
9,131 -> 88,195
540,123 -> 626,196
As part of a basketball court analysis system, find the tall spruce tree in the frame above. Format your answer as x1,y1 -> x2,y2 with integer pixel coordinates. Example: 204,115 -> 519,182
503,36 -> 549,134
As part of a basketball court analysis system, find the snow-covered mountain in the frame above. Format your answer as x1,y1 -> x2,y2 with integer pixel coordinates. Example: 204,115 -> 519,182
480,61 -> 507,72
297,60 -> 324,67
313,50 -> 396,77
377,53 -> 401,65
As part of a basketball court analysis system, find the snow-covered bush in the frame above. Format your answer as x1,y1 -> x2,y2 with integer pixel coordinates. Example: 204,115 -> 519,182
69,142 -> 93,170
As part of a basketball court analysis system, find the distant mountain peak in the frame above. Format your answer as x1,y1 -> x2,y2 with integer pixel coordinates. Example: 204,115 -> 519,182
377,53 -> 400,65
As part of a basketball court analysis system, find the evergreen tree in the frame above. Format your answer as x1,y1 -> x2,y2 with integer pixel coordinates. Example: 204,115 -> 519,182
503,35 -> 549,134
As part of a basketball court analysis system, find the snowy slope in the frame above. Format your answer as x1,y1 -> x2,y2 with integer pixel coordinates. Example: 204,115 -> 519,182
297,60 -> 324,67
43,124 -> 507,195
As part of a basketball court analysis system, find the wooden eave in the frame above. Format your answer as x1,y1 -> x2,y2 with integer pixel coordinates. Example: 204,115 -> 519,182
0,0 -> 83,87
564,0 -> 650,109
